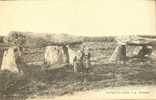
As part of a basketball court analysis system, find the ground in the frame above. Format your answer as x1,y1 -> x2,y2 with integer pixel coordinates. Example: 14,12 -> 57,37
27,85 -> 156,100
0,62 -> 156,100
0,41 -> 156,99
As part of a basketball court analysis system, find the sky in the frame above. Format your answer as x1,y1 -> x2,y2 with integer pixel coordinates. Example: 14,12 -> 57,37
0,0 -> 155,37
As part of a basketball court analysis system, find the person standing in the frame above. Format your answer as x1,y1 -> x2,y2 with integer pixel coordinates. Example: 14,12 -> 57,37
84,47 -> 91,72
73,50 -> 85,72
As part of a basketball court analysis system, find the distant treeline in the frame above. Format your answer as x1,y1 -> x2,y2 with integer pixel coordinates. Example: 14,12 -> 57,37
0,31 -> 116,48
83,36 -> 116,42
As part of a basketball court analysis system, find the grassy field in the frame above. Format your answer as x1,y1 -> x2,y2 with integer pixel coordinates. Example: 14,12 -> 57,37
0,63 -> 156,99
0,41 -> 156,99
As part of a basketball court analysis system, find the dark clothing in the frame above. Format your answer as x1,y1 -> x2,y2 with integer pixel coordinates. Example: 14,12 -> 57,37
73,49 -> 91,73
73,56 -> 83,72
83,51 -> 91,72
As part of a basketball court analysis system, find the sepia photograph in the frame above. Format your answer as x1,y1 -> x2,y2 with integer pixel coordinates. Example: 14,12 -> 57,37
0,0 -> 156,100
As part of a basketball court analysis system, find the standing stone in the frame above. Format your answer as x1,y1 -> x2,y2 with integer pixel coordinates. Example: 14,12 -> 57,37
44,46 -> 64,65
109,43 -> 126,64
62,45 -> 69,63
0,48 -> 4,69
1,47 -> 19,73
119,44 -> 126,64
73,56 -> 78,72
109,45 -> 121,63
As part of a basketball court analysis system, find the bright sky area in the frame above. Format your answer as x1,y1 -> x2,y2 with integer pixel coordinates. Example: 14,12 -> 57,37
0,0 -> 155,37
